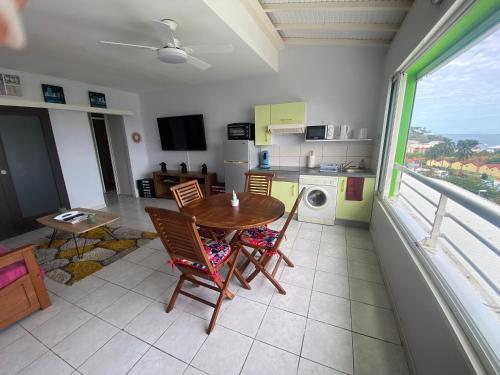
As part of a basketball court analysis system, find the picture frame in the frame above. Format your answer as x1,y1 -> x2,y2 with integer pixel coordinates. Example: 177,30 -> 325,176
88,91 -> 107,108
42,84 -> 66,104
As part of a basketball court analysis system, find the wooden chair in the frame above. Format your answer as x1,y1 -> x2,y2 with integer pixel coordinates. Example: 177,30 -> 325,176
237,188 -> 305,295
145,207 -> 242,333
0,244 -> 51,329
244,172 -> 274,196
170,180 -> 227,240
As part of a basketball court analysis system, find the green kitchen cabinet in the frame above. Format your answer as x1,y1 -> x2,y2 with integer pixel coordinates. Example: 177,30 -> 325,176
336,177 -> 375,222
271,181 -> 299,213
255,104 -> 271,145
270,102 -> 306,125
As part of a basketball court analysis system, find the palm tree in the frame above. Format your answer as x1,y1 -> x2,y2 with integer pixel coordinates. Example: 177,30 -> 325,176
441,138 -> 456,156
456,139 -> 479,174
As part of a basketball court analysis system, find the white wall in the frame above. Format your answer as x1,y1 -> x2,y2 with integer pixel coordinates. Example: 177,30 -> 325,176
0,67 -> 150,206
140,45 -> 386,179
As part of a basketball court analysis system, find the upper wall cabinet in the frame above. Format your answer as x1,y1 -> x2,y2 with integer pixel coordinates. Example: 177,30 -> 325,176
254,101 -> 306,145
270,102 -> 306,125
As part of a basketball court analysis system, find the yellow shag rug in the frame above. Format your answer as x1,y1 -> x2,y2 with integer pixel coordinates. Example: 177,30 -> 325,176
34,226 -> 158,285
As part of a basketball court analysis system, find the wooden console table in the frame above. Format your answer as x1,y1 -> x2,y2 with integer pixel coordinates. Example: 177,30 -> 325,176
153,170 -> 216,199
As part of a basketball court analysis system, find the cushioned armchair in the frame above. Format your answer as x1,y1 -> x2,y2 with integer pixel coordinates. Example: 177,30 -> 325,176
0,244 -> 51,329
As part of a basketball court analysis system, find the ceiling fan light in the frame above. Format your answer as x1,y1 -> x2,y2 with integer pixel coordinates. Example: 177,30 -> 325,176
158,48 -> 187,64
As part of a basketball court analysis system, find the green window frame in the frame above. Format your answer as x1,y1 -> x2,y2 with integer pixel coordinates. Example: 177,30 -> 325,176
388,0 -> 500,196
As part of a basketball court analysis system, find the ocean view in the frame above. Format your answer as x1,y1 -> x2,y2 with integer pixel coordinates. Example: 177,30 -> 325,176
439,134 -> 500,149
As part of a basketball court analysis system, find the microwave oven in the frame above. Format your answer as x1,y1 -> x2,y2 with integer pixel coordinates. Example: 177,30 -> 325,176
227,123 -> 255,140
305,125 -> 335,140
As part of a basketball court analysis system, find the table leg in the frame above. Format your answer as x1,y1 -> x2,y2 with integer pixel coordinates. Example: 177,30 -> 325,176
71,234 -> 87,259
48,229 -> 58,247
102,226 -> 117,240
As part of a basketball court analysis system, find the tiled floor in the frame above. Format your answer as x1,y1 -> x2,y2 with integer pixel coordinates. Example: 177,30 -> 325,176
0,194 -> 410,375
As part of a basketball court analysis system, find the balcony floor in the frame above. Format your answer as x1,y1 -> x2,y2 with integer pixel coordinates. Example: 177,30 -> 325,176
0,194 -> 410,375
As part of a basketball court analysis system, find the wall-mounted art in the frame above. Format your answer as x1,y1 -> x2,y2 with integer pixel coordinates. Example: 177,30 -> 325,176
0,73 -> 22,96
88,91 -> 107,108
42,84 -> 66,104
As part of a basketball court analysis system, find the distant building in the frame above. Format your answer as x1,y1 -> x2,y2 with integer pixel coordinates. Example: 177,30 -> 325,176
407,140 -> 442,153
486,145 -> 500,153
461,161 -> 482,173
478,164 -> 500,179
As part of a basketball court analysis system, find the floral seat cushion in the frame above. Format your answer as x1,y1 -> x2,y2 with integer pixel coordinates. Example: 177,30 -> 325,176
239,226 -> 280,250
176,238 -> 232,271
0,245 -> 29,289
197,226 -> 227,239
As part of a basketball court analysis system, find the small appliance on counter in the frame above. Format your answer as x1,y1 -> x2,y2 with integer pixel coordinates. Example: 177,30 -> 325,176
227,123 -> 255,140
307,150 -> 315,168
305,124 -> 335,141
180,162 -> 188,173
260,150 -> 270,169
159,162 -> 167,172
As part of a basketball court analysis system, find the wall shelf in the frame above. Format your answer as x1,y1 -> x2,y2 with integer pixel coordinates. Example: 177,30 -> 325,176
0,97 -> 134,116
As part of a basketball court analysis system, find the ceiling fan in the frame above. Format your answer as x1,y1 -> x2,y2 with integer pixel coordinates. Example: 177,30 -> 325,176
100,19 -> 233,70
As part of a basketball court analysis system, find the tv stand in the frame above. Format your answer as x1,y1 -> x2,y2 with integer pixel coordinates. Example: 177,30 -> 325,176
153,170 -> 216,199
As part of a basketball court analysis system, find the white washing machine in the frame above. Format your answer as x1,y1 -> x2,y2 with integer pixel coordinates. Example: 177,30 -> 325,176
298,175 -> 338,225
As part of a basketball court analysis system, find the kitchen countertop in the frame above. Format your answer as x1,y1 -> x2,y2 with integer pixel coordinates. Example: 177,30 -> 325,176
250,166 -> 376,182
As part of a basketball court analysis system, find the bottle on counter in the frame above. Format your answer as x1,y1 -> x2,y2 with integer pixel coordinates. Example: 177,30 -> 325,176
358,159 -> 366,170
307,150 -> 315,169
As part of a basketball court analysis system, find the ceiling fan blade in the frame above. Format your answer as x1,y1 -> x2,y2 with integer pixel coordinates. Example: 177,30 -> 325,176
151,19 -> 176,47
100,41 -> 159,51
183,44 -> 234,54
185,55 -> 211,70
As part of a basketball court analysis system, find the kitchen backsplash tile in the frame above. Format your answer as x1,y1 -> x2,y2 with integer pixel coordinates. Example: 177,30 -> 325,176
262,142 -> 372,168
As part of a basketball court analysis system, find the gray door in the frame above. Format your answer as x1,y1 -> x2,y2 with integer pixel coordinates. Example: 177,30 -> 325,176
0,108 -> 69,240
224,161 -> 249,193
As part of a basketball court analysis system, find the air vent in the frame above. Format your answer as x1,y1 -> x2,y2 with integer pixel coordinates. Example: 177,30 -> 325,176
268,124 -> 305,134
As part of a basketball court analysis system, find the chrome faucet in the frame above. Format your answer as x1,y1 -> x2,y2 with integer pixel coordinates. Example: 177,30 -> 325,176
338,161 -> 354,172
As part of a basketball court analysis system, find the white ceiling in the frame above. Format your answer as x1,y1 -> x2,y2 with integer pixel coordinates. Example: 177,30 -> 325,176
0,0 -> 277,91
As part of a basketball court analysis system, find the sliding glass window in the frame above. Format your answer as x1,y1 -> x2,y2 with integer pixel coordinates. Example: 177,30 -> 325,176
380,3 -> 499,372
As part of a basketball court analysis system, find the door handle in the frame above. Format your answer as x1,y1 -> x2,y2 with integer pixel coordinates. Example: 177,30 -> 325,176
291,184 -> 295,195
0,170 -> 7,175
341,179 -> 345,192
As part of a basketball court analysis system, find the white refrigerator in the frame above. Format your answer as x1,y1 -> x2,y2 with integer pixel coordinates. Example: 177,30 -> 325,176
223,140 -> 259,192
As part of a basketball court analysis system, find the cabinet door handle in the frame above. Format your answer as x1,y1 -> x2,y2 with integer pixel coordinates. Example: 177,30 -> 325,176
291,184 -> 295,195
341,179 -> 345,192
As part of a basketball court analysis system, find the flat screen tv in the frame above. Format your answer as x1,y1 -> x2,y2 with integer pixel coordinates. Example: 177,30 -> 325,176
157,114 -> 207,151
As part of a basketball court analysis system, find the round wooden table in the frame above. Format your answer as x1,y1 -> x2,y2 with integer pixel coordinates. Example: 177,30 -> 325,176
181,192 -> 285,231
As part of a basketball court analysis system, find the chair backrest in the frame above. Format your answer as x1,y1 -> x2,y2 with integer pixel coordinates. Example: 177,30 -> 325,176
273,187 -> 305,250
170,180 -> 204,209
244,172 -> 274,196
145,207 -> 214,273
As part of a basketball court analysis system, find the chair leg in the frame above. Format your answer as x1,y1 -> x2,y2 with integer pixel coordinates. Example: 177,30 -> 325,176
241,248 -> 286,294
167,276 -> 185,312
280,250 -> 294,267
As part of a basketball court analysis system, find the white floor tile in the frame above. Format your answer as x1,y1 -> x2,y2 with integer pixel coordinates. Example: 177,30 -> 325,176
298,358 -> 344,375
300,222 -> 323,232
347,247 -> 378,265
31,305 -> 92,348
76,282 -> 128,314
122,246 -> 159,263
289,250 -> 318,269
316,256 -> 348,276
237,275 -> 276,305
349,278 -> 392,309
184,286 -> 233,321
94,260 -> 154,289
98,291 -> 152,328
154,313 -> 208,363
19,294 -> 72,331
293,238 -> 320,255
138,251 -> 169,270
78,331 -> 149,375
0,324 -> 27,351
321,225 -> 346,235
302,319 -> 353,374
256,307 -> 306,355
318,243 -> 347,259
313,271 -> 349,299
192,325 -> 252,375
346,234 -> 374,250
156,284 -> 196,311
52,317 -> 119,368
270,282 -> 311,316
132,271 -> 177,299
320,232 -> 346,245
348,261 -> 384,284
280,265 -> 315,289
56,276 -> 106,303
125,302 -> 181,344
353,333 -> 409,375
19,350 -> 73,375
0,334 -> 48,375
297,228 -> 321,241
218,296 -> 267,337
183,367 -> 206,375
351,301 -> 400,344
308,291 -> 351,330
128,347 -> 187,375
241,340 -> 299,375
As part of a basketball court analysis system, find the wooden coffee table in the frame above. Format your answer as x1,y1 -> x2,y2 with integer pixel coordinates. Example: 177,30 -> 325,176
37,208 -> 120,258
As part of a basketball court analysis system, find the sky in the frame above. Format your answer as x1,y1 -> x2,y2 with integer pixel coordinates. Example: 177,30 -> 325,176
411,26 -> 500,135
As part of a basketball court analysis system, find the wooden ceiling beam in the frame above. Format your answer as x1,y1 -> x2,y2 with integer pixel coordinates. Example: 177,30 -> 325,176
262,1 -> 413,12
274,22 -> 400,32
283,37 -> 391,47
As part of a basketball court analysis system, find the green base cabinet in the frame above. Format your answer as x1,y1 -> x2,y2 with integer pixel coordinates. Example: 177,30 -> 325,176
255,104 -> 271,145
336,177 -> 375,222
271,181 -> 298,212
